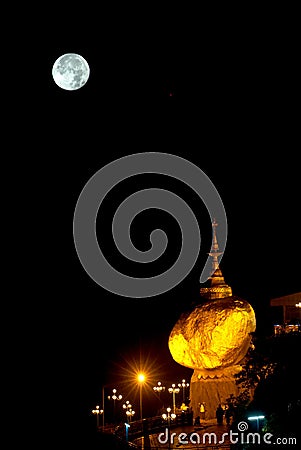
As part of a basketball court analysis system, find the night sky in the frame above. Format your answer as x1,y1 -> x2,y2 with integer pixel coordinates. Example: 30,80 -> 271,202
19,7 -> 300,446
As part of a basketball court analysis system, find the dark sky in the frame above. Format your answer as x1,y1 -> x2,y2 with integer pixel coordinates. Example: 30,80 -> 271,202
18,7 -> 300,445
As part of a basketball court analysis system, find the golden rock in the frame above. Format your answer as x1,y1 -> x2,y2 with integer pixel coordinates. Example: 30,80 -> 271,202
168,296 -> 256,371
167,220 -> 257,418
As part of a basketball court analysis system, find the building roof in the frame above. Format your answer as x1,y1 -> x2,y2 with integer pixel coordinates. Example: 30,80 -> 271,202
270,292 -> 301,307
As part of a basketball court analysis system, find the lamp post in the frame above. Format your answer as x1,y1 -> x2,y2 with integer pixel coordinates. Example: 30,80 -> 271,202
123,400 -> 135,423
178,379 -> 189,404
101,384 -> 111,430
162,407 -> 177,450
153,381 -> 165,406
248,415 -> 265,433
108,388 -> 123,424
126,408 -> 135,423
101,382 -> 122,430
137,373 -> 145,429
168,384 -> 180,414
92,405 -> 103,431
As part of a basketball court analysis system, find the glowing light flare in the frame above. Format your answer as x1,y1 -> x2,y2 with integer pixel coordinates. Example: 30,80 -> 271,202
92,405 -> 103,415
248,415 -> 265,420
111,352 -> 161,388
162,407 -> 177,422
137,373 -> 146,383
92,405 -> 103,430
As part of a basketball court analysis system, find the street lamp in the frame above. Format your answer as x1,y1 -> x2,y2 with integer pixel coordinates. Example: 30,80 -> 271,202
178,379 -> 189,404
126,408 -> 135,423
123,400 -> 135,423
248,415 -> 265,432
153,381 -> 165,396
162,407 -> 177,450
101,383 -> 123,430
153,381 -> 165,405
108,388 -> 123,423
137,373 -> 145,427
168,384 -> 180,414
92,405 -> 103,431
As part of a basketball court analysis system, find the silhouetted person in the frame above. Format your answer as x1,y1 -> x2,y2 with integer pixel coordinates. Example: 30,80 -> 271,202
225,406 -> 232,425
216,404 -> 224,425
194,415 -> 201,426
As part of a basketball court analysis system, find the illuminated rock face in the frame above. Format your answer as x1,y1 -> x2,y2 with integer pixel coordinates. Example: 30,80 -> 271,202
168,296 -> 256,371
168,296 -> 256,419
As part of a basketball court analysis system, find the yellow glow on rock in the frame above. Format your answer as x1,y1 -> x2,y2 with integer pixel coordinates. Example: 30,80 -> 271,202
168,296 -> 256,370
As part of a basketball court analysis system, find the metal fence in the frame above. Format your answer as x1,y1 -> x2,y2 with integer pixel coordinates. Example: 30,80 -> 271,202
116,411 -> 193,439
112,413 -> 232,449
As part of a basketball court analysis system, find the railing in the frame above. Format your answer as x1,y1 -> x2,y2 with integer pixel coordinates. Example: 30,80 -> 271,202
114,411 -> 193,439
102,413 -> 233,450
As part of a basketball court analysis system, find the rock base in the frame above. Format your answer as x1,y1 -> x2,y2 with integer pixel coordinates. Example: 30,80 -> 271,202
189,369 -> 240,420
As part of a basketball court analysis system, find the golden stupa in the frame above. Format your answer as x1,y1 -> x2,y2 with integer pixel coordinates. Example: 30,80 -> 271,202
168,219 -> 256,419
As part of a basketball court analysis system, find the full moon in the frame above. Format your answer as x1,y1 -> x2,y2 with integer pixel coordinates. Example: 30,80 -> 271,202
52,53 -> 90,91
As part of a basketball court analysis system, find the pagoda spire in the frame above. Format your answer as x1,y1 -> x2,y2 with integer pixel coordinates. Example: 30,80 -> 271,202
208,218 -> 223,273
200,219 -> 232,300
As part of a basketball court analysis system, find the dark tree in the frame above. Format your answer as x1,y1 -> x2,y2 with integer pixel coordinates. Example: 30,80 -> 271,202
228,332 -> 301,448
